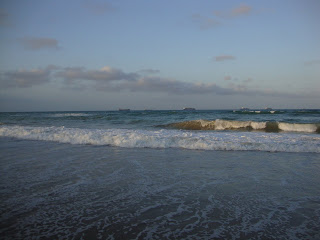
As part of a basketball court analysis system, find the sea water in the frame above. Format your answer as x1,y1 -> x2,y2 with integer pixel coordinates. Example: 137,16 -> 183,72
0,109 -> 320,239
0,109 -> 319,152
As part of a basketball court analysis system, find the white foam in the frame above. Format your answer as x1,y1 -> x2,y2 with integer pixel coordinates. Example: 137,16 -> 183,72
50,113 -> 89,117
0,125 -> 319,153
197,120 -> 214,127
214,119 -> 266,130
278,122 -> 318,133
250,121 -> 267,130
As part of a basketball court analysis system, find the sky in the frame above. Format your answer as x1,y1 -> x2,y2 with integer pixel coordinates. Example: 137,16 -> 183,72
0,0 -> 319,111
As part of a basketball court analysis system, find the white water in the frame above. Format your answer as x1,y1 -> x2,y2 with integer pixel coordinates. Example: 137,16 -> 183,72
214,119 -> 267,130
1,125 -> 319,153
278,122 -> 318,133
50,113 -> 90,117
173,119 -> 319,132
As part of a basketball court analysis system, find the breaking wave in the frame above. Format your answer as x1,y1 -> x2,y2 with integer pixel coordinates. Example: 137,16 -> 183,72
233,110 -> 282,114
233,109 -> 320,115
50,113 -> 90,117
0,125 -> 319,153
168,119 -> 320,133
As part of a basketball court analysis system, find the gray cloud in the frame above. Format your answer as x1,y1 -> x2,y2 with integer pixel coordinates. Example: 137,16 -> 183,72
214,4 -> 253,18
53,66 -> 238,95
97,76 -> 294,98
304,60 -> 320,66
138,69 -> 160,74
56,66 -> 138,84
95,76 -> 236,95
192,4 -> 253,30
84,1 -> 115,15
243,77 -> 253,84
224,76 -> 253,82
0,8 -> 9,26
231,4 -> 252,17
227,83 -> 248,92
214,55 -> 236,62
192,14 -> 220,29
224,76 -> 232,81
18,37 -> 61,50
0,66 -> 56,88
1,65 -> 300,98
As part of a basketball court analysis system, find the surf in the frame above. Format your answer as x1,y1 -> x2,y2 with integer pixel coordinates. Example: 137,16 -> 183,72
167,119 -> 320,133
0,125 -> 319,153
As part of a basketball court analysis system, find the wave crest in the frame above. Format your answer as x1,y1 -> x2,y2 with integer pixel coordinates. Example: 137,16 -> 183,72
168,119 -> 320,133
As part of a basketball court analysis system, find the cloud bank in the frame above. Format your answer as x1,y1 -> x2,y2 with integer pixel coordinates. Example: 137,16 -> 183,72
56,66 -> 138,83
105,77 -> 235,95
0,65 -> 56,88
0,65 -> 300,98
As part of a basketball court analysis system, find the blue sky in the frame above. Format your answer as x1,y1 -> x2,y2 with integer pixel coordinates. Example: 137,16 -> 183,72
0,0 -> 319,111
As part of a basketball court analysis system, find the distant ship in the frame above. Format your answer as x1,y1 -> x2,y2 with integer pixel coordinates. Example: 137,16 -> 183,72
240,107 -> 250,110
183,107 -> 196,111
265,107 -> 272,110
119,108 -> 130,111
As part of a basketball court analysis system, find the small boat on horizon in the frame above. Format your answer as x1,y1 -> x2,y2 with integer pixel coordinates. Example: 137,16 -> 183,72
183,107 -> 196,111
241,107 -> 250,110
119,108 -> 130,111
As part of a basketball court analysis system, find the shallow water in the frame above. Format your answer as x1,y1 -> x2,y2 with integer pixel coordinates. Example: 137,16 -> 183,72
1,137 -> 319,239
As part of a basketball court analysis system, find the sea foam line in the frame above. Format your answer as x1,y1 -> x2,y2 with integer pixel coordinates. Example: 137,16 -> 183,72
0,125 -> 319,153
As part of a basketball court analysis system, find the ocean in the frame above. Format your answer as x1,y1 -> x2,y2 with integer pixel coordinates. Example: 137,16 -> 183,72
0,109 -> 320,239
